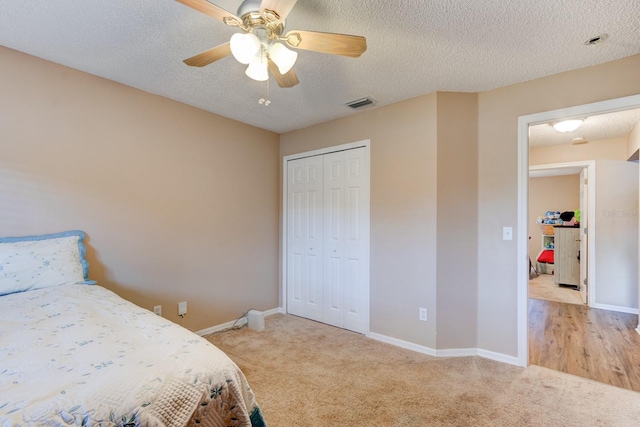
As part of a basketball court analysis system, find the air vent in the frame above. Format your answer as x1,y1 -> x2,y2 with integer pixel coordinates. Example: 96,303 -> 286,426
584,33 -> 608,45
346,97 -> 376,109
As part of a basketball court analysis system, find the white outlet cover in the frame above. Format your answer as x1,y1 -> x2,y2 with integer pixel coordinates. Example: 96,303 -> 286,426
178,301 -> 187,316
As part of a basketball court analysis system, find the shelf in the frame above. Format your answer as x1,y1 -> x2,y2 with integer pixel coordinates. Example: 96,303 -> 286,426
542,234 -> 555,251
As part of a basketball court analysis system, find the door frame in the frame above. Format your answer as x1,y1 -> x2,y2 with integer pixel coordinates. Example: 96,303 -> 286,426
281,139 -> 371,333
528,161 -> 596,306
517,94 -> 640,367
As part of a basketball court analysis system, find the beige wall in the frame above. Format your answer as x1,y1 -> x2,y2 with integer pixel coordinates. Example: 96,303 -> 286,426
594,160 -> 639,309
478,54 -> 640,356
280,92 -> 480,350
527,175 -> 580,260
530,137 -> 628,165
435,93 -> 478,349
281,94 -> 440,348
0,46 -> 280,331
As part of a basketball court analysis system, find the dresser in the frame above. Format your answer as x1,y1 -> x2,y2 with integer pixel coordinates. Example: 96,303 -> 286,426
554,227 -> 580,287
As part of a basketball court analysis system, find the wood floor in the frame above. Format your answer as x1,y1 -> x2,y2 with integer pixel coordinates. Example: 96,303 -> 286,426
529,273 -> 583,305
529,298 -> 640,391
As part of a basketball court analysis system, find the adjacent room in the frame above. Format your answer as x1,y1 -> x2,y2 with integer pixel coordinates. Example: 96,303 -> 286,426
527,109 -> 640,391
2,0 -> 640,425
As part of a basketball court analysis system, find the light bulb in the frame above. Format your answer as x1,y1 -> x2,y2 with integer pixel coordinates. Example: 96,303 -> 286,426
230,33 -> 261,65
245,52 -> 269,81
552,119 -> 583,133
268,43 -> 298,75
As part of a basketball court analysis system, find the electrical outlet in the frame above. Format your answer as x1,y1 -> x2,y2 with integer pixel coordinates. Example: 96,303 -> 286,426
178,301 -> 187,316
419,307 -> 427,321
153,305 -> 162,316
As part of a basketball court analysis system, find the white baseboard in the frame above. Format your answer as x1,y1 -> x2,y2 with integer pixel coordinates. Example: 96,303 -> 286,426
591,303 -> 639,315
369,332 -> 520,366
195,307 -> 282,336
436,348 -> 478,358
636,326 -> 640,336
262,307 -> 284,316
477,349 -> 521,366
369,333 -> 437,356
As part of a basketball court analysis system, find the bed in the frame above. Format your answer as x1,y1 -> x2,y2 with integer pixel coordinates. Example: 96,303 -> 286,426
0,231 -> 266,427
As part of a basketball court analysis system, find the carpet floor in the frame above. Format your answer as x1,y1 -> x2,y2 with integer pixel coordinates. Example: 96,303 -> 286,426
206,314 -> 640,426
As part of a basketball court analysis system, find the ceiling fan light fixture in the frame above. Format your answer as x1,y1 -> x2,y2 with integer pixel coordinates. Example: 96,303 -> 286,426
245,53 -> 269,81
230,32 -> 261,64
177,0 -> 368,89
269,43 -> 298,74
552,119 -> 584,133
236,0 -> 262,18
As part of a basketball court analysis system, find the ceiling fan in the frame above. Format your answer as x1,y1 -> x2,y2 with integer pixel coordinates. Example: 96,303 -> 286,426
176,0 -> 367,88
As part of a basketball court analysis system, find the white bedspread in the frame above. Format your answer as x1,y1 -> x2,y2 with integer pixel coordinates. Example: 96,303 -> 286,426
0,284 -> 265,427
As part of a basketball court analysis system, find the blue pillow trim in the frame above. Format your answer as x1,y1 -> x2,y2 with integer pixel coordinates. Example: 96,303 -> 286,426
0,230 -> 94,282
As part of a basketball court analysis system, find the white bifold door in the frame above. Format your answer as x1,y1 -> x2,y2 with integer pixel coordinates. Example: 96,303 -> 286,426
286,147 -> 370,334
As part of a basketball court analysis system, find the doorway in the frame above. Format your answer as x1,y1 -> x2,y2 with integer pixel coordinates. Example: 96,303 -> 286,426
517,94 -> 640,368
522,101 -> 640,390
528,163 -> 591,306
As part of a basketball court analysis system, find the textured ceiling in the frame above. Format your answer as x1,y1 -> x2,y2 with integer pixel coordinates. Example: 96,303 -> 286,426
529,108 -> 640,147
1,0 -> 639,133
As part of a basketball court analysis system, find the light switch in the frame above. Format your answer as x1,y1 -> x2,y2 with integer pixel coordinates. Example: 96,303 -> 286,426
503,227 -> 513,241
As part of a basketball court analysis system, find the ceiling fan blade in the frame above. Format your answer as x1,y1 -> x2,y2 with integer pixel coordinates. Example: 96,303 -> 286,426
184,43 -> 232,67
260,0 -> 297,22
268,59 -> 299,88
284,30 -> 367,58
176,0 -> 242,27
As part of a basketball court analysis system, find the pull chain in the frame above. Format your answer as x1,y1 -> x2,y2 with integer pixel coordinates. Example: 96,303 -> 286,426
258,69 -> 271,106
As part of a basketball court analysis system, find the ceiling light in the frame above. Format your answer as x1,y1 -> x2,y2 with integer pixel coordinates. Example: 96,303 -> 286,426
552,119 -> 584,133
268,43 -> 298,75
245,52 -> 269,81
230,33 -> 261,64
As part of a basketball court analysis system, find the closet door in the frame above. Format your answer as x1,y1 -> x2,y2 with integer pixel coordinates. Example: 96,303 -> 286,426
323,147 -> 369,333
286,146 -> 369,334
286,156 -> 323,321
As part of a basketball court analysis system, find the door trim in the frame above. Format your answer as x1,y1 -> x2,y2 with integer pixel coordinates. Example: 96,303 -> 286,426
517,94 -> 640,367
281,140 -> 371,334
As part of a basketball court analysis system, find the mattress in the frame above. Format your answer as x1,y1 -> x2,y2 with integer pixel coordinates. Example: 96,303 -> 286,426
0,284 -> 266,427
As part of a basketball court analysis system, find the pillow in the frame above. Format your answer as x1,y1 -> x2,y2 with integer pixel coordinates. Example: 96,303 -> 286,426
0,230 -> 96,296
